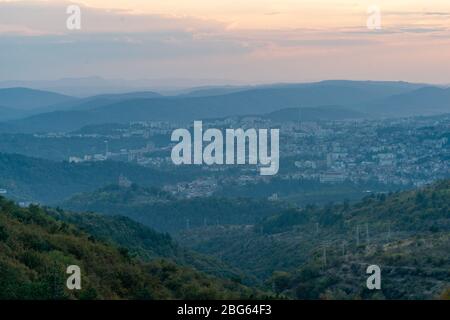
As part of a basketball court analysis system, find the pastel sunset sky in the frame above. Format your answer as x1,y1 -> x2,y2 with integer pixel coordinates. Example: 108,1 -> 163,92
1,0 -> 450,83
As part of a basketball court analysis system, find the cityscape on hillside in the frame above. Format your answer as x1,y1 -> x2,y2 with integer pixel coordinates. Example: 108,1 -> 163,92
5,113 -> 447,200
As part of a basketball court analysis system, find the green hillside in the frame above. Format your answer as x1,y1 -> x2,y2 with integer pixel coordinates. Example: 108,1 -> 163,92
47,208 -> 255,284
62,184 -> 288,233
0,153 -> 182,203
278,233 -> 450,299
0,196 -> 263,299
13,179 -> 449,299
177,180 -> 450,299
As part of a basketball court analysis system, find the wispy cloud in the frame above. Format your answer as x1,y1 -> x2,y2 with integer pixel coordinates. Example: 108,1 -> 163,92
0,1 -> 226,36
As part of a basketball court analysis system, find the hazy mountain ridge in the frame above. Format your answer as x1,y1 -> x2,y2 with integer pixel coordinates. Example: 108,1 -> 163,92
0,105 -> 26,121
1,80 -> 431,133
265,105 -> 367,121
0,88 -> 75,110
0,77 -> 244,97
359,87 -> 450,117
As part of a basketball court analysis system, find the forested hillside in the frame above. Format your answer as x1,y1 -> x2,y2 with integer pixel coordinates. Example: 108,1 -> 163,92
0,197 -> 264,299
177,180 -> 450,299
62,184 -> 288,233
3,178 -> 448,299
48,209 -> 254,284
0,153 -> 182,203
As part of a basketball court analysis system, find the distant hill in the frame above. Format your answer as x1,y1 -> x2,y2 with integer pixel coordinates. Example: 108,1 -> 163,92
0,76 -> 243,97
86,91 -> 163,102
0,153 -> 182,203
0,88 -> 75,110
179,86 -> 253,98
310,80 -> 424,94
0,105 -> 26,121
180,80 -> 424,98
61,184 -> 288,233
359,87 -> 450,117
265,106 -> 366,122
44,91 -> 163,112
2,81 -> 426,133
0,197 -> 261,299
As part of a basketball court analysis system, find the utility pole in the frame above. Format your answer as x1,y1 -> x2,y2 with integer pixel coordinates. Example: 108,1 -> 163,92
186,218 -> 190,230
315,222 -> 319,235
322,246 -> 327,268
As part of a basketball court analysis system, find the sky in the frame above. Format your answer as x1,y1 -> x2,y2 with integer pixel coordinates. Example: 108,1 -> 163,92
1,0 -> 450,84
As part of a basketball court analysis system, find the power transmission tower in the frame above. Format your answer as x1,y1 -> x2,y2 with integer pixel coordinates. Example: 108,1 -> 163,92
387,222 -> 391,240
298,107 -> 301,128
356,225 -> 360,246
52,264 -> 57,300
366,222 -> 370,244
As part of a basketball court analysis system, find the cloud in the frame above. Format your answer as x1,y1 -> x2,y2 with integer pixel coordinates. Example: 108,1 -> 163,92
424,12 -> 450,16
264,12 -> 282,16
0,23 -> 54,36
0,0 -> 226,36
1,0 -> 450,83
383,10 -> 450,18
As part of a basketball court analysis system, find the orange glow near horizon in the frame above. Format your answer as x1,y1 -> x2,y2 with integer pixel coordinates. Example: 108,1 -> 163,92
0,0 -> 450,30
6,0 -> 450,30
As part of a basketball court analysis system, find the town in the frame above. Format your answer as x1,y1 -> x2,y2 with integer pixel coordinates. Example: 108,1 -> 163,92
3,113 -> 447,200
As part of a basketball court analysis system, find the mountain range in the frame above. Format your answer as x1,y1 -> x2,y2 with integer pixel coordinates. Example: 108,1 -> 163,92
0,87 -> 74,111
0,80 -> 449,133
